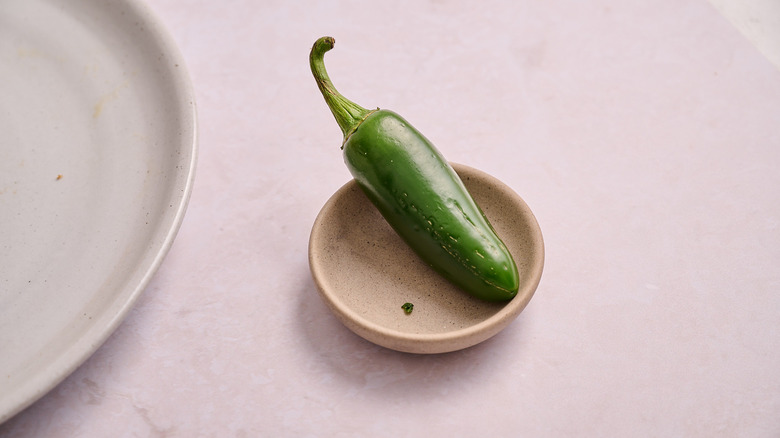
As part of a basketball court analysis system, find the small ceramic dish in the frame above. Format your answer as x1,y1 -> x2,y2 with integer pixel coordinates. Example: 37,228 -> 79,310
308,163 -> 544,354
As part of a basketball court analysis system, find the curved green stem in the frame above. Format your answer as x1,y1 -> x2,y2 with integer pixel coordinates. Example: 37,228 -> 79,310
310,36 -> 373,142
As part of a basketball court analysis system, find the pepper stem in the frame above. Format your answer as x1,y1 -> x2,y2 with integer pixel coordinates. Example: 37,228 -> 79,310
310,37 -> 373,142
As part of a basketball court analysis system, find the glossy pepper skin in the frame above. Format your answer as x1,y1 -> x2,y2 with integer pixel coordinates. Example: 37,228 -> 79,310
310,36 -> 519,301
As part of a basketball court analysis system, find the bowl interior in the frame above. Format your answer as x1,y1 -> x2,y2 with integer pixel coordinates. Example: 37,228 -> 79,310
308,163 -> 544,354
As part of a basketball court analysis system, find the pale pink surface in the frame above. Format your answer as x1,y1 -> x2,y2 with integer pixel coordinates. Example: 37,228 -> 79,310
2,0 -> 780,436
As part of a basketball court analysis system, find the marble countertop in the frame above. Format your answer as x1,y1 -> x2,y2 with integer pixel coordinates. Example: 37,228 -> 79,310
2,0 -> 779,436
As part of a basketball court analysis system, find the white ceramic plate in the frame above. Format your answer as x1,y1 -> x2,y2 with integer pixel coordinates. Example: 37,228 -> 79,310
0,0 -> 197,422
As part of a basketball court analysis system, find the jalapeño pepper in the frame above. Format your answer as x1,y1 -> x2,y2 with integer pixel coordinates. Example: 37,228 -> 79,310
310,36 -> 519,301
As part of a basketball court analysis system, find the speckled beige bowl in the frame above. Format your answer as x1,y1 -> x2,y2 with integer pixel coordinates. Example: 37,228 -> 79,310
308,163 -> 544,354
